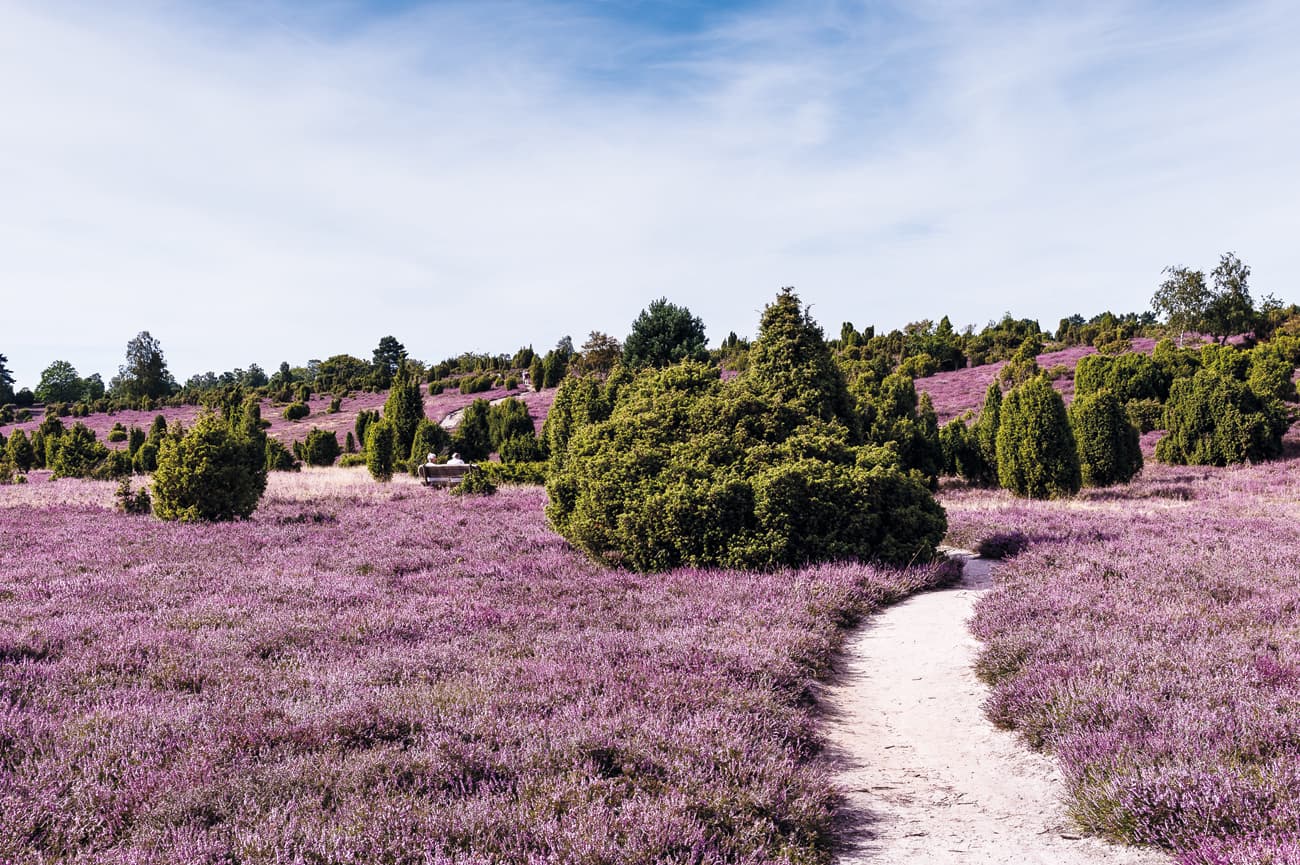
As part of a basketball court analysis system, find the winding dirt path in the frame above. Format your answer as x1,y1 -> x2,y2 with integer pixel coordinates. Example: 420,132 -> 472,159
825,553 -> 1167,864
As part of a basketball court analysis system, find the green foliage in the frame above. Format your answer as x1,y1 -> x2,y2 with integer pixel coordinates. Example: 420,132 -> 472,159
1151,337 -> 1201,382
114,331 -> 175,400
1074,352 -> 1171,403
296,384 -> 312,403
96,449 -> 134,480
528,355 -> 544,391
0,352 -> 13,405
29,428 -> 45,469
499,433 -> 544,463
355,410 -> 380,453
339,453 -> 368,468
450,467 -> 497,496
451,399 -> 493,461
408,419 -> 452,474
1069,389 -> 1142,486
49,422 -> 108,479
1125,398 -> 1164,433
114,478 -> 153,515
264,437 -> 300,472
345,431 -> 357,453
384,373 -> 425,458
622,297 -> 709,369
1156,368 -> 1287,466
371,336 -> 407,389
107,423 -> 128,443
543,376 -> 610,466
998,337 -> 1042,388
1247,346 -> 1298,402
365,420 -> 396,482
327,396 -> 342,414
547,295 -> 947,572
132,441 -> 159,474
5,429 -> 35,473
301,428 -> 341,467
858,374 -> 943,487
487,398 -> 535,450
995,377 -> 1081,498
282,402 -> 310,421
153,412 -> 268,521
897,353 -> 939,379
748,287 -> 857,432
480,460 -> 547,486
458,374 -> 494,394
35,360 -> 85,404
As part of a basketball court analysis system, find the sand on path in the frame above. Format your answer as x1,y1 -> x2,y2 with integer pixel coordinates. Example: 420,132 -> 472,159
825,553 -> 1168,865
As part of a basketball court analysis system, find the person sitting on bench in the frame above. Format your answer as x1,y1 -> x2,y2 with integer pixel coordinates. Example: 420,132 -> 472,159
446,452 -> 467,466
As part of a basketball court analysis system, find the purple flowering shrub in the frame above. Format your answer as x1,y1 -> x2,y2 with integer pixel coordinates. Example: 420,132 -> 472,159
946,430 -> 1300,862
0,473 -> 952,863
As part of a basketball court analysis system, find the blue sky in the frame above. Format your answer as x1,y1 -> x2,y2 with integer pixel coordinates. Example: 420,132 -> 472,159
2,0 -> 1299,388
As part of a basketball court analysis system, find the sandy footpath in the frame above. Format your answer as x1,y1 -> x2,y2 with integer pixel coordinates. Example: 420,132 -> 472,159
825,553 -> 1167,864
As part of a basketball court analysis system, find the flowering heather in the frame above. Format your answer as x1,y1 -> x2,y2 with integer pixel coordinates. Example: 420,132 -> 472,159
944,427 -> 1300,862
0,470 -> 953,863
917,339 -> 1159,423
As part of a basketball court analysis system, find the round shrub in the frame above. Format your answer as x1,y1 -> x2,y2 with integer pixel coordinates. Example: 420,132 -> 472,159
995,376 -> 1081,498
107,423 -> 128,443
50,422 -> 108,480
282,402 -> 310,421
1156,368 -> 1287,466
451,399 -> 493,462
302,428 -> 341,467
547,294 -> 947,572
153,413 -> 268,521
1069,389 -> 1142,487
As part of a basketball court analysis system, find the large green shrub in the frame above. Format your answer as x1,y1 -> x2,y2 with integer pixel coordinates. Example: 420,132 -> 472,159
282,402 -> 310,421
622,297 -> 708,370
858,374 -> 943,487
1074,352 -> 1170,403
487,398 -> 535,450
547,291 -> 946,571
1069,389 -> 1142,486
499,433 -> 544,463
302,428 -> 341,466
1155,368 -> 1287,466
365,420 -> 396,482
995,377 -> 1081,498
153,412 -> 268,521
50,422 -> 109,479
451,399 -> 493,461
5,429 -> 34,473
1246,346 -> 1298,402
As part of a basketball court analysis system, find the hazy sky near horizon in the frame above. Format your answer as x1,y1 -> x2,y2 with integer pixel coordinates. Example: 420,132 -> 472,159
3,0 -> 1299,388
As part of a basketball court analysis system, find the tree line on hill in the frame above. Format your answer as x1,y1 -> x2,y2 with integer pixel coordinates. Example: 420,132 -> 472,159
2,252 -> 1297,556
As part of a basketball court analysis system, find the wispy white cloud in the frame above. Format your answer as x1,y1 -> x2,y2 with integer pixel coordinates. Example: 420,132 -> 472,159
1,0 -> 1298,387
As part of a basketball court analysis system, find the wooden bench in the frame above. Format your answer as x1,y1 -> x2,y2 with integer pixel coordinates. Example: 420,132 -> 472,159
417,463 -> 475,487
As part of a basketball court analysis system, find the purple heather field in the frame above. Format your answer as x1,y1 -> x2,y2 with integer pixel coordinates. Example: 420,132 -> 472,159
0,471 -> 956,864
943,429 -> 1300,865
